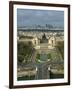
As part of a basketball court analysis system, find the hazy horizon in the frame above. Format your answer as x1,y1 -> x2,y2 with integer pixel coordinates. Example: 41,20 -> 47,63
17,9 -> 64,28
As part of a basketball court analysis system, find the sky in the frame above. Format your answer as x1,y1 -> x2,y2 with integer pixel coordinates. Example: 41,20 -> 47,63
17,9 -> 64,27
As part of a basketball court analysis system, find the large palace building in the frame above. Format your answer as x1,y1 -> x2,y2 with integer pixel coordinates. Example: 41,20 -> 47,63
17,31 -> 64,50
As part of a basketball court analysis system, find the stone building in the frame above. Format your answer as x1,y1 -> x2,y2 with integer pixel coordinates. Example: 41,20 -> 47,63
18,35 -> 39,46
18,33 -> 64,50
48,36 -> 56,47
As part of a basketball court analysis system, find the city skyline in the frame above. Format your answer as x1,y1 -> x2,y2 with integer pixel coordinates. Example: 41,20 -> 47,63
17,9 -> 64,28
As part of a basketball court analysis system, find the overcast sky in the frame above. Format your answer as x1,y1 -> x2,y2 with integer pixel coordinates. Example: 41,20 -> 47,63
17,9 -> 64,27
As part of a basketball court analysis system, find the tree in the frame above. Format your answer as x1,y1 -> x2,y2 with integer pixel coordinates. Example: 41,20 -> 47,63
17,42 -> 34,63
56,41 -> 64,59
47,53 -> 51,59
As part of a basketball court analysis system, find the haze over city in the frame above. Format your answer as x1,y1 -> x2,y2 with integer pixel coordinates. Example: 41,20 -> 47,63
17,9 -> 64,28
